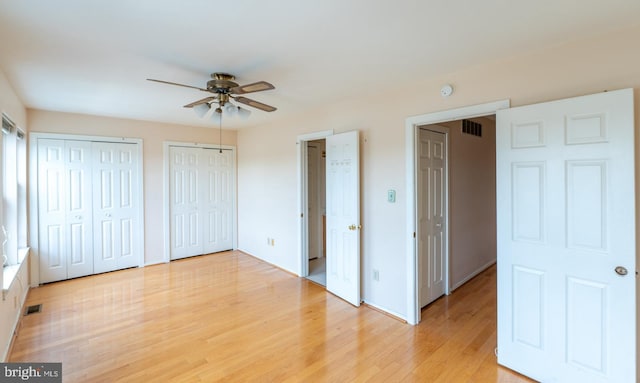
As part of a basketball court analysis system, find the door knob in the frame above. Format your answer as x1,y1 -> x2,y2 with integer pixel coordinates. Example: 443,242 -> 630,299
615,266 -> 628,276
348,224 -> 356,231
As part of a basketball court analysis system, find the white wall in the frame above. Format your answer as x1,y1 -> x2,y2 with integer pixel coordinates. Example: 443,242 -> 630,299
439,117 -> 497,290
237,24 -> 640,319
0,69 -> 29,361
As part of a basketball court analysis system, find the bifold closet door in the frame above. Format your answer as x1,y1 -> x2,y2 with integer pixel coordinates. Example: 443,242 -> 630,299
201,148 -> 233,254
38,138 -> 141,283
170,146 -> 203,259
93,142 -> 140,273
170,146 -> 234,260
38,139 -> 94,283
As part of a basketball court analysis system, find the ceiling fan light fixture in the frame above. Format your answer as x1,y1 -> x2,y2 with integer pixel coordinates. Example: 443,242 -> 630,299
211,107 -> 222,123
225,102 -> 238,116
237,106 -> 251,120
193,103 -> 210,118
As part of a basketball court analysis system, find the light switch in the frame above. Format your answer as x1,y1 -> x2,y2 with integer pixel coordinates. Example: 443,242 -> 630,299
387,190 -> 396,203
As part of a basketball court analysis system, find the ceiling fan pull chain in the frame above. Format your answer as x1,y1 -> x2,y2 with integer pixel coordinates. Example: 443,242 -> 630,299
219,111 -> 223,154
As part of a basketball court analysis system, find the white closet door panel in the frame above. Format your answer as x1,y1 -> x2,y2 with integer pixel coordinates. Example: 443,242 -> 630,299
64,140 -> 94,279
202,149 -> 234,254
93,142 -> 140,273
113,144 -> 139,269
38,139 -> 67,283
170,147 -> 203,259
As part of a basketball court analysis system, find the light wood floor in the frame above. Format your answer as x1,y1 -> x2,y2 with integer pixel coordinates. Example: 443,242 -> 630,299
10,251 -> 534,382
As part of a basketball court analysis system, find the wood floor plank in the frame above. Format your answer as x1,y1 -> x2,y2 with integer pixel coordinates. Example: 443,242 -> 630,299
10,251 -> 534,382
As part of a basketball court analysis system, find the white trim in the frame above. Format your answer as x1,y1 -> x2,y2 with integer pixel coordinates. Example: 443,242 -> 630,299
297,130 -> 334,277
364,301 -> 406,322
405,99 -> 510,325
28,132 -> 145,286
162,141 -> 238,263
450,260 -> 496,292
2,248 -> 29,297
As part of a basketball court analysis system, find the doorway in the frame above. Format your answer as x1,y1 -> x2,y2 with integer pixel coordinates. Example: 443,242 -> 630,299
417,117 -> 498,309
405,100 -> 509,324
297,129 -> 362,307
297,129 -> 333,280
306,139 -> 327,286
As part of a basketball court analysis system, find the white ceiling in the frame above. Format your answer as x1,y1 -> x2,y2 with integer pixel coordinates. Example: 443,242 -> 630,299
1,0 -> 639,129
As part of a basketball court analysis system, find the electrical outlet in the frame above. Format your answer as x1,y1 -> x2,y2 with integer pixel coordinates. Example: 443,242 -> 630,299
373,269 -> 380,281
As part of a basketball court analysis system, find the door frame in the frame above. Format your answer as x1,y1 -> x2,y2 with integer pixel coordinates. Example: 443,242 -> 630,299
162,141 -> 238,263
417,125 -> 451,307
405,100 -> 509,324
297,130 -> 334,277
29,132 -> 145,287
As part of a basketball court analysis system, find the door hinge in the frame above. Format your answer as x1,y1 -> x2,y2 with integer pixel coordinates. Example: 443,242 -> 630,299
300,213 -> 304,218
413,232 -> 416,238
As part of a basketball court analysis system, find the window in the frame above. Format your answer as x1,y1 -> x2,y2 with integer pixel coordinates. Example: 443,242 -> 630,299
2,113 -> 26,267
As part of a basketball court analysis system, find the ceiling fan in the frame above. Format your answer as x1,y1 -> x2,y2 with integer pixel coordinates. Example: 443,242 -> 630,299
147,72 -> 277,116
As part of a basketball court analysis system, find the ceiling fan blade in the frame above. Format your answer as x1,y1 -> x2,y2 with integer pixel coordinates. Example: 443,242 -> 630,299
183,97 -> 216,108
147,78 -> 208,92
229,81 -> 275,95
233,96 -> 277,112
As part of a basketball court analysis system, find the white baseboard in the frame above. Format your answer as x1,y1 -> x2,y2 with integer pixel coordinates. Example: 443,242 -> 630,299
450,259 -> 496,292
363,301 -> 407,323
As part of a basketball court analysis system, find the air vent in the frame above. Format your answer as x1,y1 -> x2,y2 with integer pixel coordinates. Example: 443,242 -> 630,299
24,304 -> 42,316
462,119 -> 482,137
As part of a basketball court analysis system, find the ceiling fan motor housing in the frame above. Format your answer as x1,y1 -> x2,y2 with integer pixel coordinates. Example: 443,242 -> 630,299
207,72 -> 238,93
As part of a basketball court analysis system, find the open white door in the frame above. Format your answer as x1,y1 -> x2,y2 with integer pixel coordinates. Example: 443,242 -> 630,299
326,131 -> 360,306
496,89 -> 635,382
418,128 -> 447,307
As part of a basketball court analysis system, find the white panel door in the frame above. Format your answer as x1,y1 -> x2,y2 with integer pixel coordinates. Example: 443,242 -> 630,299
93,142 -> 140,273
496,89 -> 635,382
64,140 -> 94,280
326,131 -> 360,306
38,139 -> 95,283
201,148 -> 233,254
418,128 -> 446,307
170,146 -> 203,259
38,139 -> 67,283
